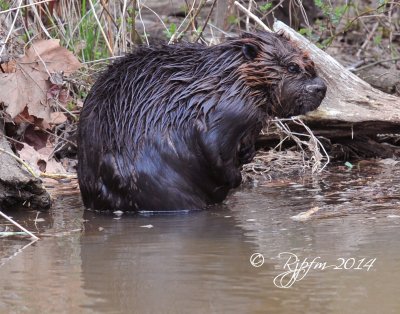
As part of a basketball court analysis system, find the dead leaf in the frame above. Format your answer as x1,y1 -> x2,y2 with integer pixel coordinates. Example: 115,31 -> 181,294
0,39 -> 81,121
24,39 -> 81,75
37,146 -> 53,156
0,59 -> 16,73
40,120 -> 51,130
23,124 -> 49,150
18,144 -> 43,174
45,159 -> 68,174
19,143 -> 67,174
47,84 -> 70,105
49,72 -> 64,85
49,112 -> 67,124
14,107 -> 35,124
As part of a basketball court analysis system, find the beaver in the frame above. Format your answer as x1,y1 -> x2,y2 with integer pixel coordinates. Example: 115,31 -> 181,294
77,31 -> 326,211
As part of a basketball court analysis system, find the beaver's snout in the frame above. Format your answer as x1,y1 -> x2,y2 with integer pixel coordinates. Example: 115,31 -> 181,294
305,77 -> 327,101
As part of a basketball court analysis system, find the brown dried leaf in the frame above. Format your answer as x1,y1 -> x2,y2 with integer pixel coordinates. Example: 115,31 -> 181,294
50,112 -> 68,124
0,59 -> 16,73
18,144 -> 44,174
45,159 -> 68,174
0,39 -> 81,121
25,39 -> 81,75
47,84 -> 71,105
14,107 -> 35,124
23,125 -> 49,150
19,143 -> 66,174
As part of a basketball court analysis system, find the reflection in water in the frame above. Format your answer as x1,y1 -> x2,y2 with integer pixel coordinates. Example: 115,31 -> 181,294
81,211 -> 261,313
0,163 -> 399,313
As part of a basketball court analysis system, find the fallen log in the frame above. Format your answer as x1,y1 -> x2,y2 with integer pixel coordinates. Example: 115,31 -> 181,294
267,21 -> 400,159
253,20 -> 400,160
234,1 -> 400,159
273,20 -> 400,137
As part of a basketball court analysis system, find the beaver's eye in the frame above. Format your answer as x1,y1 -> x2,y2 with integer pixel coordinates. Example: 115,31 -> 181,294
288,63 -> 301,74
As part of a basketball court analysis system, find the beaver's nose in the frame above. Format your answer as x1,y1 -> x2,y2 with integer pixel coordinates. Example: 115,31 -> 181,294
306,78 -> 327,99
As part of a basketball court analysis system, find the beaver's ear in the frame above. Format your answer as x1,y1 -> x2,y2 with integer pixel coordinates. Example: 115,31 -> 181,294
242,43 -> 258,60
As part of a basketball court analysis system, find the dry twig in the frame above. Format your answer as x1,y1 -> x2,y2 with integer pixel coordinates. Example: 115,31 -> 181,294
0,210 -> 39,240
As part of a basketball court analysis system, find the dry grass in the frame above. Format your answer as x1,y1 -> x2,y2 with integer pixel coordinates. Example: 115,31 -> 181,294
242,118 -> 330,182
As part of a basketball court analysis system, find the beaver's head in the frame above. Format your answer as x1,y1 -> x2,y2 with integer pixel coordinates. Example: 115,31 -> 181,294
238,32 -> 326,118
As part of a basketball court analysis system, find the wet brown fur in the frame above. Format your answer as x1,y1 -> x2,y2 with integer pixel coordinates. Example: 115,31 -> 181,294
77,31 -> 326,211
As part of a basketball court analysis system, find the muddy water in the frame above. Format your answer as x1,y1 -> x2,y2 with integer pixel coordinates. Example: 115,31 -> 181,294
0,162 -> 400,314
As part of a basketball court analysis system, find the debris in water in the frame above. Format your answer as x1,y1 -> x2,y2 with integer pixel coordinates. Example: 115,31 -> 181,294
290,207 -> 320,221
0,232 -> 27,237
344,162 -> 354,169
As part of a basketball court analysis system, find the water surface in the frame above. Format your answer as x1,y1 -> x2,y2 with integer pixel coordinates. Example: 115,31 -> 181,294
0,162 -> 399,314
